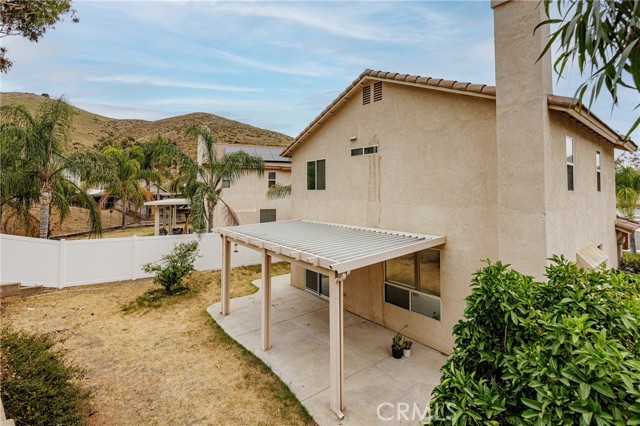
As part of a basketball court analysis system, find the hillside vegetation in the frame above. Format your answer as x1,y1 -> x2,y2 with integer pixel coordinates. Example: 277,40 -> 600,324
0,92 -> 292,156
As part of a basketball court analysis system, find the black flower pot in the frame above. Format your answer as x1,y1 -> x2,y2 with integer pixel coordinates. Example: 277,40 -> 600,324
392,346 -> 403,359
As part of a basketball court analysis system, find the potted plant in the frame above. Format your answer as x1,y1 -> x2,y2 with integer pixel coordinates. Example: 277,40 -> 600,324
403,338 -> 413,358
391,325 -> 407,359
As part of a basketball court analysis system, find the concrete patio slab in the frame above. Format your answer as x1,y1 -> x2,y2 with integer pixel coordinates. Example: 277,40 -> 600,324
208,274 -> 447,426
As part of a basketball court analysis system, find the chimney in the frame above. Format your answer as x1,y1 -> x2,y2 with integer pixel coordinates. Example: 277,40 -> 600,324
492,0 -> 553,277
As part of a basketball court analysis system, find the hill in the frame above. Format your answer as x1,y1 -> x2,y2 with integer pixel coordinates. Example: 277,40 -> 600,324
0,92 -> 292,156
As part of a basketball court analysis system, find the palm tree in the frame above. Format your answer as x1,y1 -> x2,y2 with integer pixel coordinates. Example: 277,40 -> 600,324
100,145 -> 146,229
138,136 -> 186,198
175,125 -> 264,232
1,98 -> 104,238
616,166 -> 640,254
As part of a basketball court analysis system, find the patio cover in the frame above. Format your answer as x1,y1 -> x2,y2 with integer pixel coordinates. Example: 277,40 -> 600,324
215,220 -> 445,420
217,220 -> 445,274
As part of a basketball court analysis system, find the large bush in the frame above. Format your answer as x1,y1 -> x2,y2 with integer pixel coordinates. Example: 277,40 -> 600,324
0,328 -> 91,426
428,256 -> 640,425
142,241 -> 200,294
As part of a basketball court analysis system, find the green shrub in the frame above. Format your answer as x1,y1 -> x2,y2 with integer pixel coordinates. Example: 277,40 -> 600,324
142,241 -> 200,294
428,256 -> 640,425
620,252 -> 640,274
0,328 -> 91,426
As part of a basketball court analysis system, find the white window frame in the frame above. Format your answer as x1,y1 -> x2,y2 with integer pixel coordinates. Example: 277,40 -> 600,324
596,151 -> 601,192
350,145 -> 378,157
268,171 -> 276,188
382,250 -> 441,322
566,136 -> 574,192
307,159 -> 326,191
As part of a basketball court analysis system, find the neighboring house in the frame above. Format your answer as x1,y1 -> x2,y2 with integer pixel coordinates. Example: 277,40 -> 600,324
199,143 -> 292,226
216,1 -> 637,419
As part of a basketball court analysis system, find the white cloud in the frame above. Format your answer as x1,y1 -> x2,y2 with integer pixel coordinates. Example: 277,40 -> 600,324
84,75 -> 261,92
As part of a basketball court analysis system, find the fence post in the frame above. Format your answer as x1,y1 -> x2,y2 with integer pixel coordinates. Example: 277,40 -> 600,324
58,239 -> 66,289
131,235 -> 138,280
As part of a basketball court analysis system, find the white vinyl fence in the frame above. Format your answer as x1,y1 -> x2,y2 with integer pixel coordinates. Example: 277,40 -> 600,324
0,233 -> 262,288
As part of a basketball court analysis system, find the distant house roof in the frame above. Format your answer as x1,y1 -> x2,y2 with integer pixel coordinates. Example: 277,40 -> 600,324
144,198 -> 190,207
615,216 -> 640,234
281,69 -> 637,156
223,145 -> 291,164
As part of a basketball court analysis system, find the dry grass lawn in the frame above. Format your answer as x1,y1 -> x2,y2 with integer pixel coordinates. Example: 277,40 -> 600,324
1,263 -> 316,426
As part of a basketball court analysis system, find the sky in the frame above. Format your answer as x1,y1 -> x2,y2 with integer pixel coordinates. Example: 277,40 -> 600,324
1,0 -> 638,140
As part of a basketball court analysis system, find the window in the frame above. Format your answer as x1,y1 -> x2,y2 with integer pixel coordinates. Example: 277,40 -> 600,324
305,269 -> 329,297
596,151 -> 601,192
384,249 -> 441,321
566,137 -> 574,191
222,177 -> 231,188
260,209 -> 276,223
351,145 -> 378,157
362,85 -> 371,105
307,159 -> 326,190
268,171 -> 276,188
373,81 -> 382,102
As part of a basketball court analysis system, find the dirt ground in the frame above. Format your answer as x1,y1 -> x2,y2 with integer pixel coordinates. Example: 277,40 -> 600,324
67,225 -> 156,240
1,264 -> 315,426
3,206 -> 140,237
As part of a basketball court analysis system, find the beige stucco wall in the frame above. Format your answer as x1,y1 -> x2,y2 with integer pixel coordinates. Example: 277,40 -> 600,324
545,111 -> 618,266
212,167 -> 291,227
289,82 -> 499,354
287,78 -> 621,355
493,0 -> 554,278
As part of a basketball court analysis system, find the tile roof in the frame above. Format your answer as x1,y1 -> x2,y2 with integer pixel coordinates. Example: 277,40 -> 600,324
281,69 -> 636,156
223,144 -> 291,163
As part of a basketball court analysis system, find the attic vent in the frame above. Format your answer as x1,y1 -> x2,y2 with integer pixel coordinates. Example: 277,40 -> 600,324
362,85 -> 371,105
373,81 -> 382,102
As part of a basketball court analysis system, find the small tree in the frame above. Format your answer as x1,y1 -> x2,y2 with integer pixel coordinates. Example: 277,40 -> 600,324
142,241 -> 200,294
428,257 -> 640,425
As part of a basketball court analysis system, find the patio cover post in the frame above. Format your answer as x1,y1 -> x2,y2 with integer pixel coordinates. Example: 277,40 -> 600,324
329,272 -> 345,419
261,249 -> 272,351
172,206 -> 177,230
154,206 -> 159,236
221,235 -> 231,315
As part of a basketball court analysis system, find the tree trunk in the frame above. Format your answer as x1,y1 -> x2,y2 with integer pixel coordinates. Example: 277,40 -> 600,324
121,194 -> 127,229
208,204 -> 214,233
39,190 -> 52,239
631,232 -> 637,255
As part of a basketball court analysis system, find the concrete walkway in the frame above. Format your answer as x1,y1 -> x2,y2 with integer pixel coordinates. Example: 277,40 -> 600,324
207,274 -> 447,426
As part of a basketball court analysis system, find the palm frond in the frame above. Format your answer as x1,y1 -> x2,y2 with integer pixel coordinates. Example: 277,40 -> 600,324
219,198 -> 240,226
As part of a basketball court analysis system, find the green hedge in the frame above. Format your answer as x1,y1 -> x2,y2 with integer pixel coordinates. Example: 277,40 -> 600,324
0,328 -> 91,426
428,256 -> 640,425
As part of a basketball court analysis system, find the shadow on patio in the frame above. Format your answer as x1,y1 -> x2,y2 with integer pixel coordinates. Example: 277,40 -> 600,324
207,274 -> 447,426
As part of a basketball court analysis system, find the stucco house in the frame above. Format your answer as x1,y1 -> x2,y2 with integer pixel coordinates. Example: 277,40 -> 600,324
197,142 -> 292,226
214,0 -> 636,420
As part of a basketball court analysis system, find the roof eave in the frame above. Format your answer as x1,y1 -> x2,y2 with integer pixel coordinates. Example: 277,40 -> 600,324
547,95 -> 637,152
